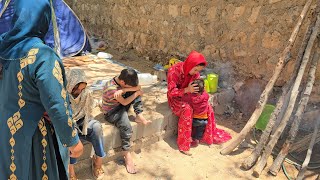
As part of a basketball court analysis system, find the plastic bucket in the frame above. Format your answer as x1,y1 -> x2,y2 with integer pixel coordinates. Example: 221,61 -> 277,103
207,73 -> 219,93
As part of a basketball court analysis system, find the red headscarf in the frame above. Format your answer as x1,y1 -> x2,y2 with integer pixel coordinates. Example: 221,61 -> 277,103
181,51 -> 207,88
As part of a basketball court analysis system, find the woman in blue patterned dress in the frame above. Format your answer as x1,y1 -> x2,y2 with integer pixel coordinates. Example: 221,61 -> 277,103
0,0 -> 83,179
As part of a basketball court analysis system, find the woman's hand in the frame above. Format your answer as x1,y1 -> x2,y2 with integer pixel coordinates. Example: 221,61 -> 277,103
185,82 -> 199,93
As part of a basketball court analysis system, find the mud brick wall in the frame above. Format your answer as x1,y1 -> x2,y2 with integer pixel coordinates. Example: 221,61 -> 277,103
66,0 -> 320,87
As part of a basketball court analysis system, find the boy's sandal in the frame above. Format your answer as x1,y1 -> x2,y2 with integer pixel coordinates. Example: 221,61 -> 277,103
92,156 -> 105,180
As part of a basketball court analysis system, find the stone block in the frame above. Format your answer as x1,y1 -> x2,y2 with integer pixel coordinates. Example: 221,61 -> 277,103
234,48 -> 247,57
269,0 -> 283,4
207,6 -> 217,21
169,5 -> 179,17
235,79 -> 267,116
140,33 -> 147,46
232,6 -> 246,20
262,31 -> 281,49
155,4 -> 163,15
127,31 -> 134,45
167,113 -> 178,130
181,4 -> 191,16
235,32 -> 247,44
248,6 -> 261,24
249,32 -> 257,47
159,37 -> 166,50
139,18 -> 149,30
198,25 -> 206,37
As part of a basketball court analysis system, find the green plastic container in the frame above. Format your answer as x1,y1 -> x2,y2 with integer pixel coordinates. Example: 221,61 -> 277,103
204,79 -> 210,93
255,104 -> 276,131
207,73 -> 219,93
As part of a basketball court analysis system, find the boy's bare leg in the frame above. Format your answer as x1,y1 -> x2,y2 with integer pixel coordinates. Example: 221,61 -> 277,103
124,151 -> 137,174
69,164 -> 77,179
135,113 -> 151,125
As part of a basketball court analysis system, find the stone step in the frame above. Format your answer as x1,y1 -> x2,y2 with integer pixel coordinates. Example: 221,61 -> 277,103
74,90 -> 178,172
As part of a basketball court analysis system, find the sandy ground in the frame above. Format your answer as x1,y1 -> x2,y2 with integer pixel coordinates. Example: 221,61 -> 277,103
76,135 -> 288,180
75,115 -> 319,180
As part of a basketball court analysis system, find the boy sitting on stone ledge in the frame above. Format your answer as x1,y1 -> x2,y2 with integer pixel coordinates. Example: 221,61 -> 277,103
101,68 -> 151,174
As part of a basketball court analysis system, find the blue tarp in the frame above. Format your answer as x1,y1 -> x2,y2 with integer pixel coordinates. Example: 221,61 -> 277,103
0,0 -> 91,57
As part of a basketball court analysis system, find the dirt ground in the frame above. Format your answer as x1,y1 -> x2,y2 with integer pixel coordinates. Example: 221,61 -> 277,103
75,115 -> 320,180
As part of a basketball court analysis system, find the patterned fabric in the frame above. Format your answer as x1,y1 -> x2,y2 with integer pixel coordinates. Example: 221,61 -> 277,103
182,91 -> 210,118
66,68 -> 95,135
0,1 -> 79,179
167,51 -> 231,151
102,78 -> 121,114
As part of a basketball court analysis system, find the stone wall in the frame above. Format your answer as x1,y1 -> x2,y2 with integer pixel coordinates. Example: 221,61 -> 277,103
66,0 -> 319,86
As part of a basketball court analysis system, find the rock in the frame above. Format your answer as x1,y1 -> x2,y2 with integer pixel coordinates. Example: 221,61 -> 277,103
217,88 -> 235,106
235,79 -> 267,116
248,6 -> 261,25
233,81 -> 244,93
269,0 -> 283,4
181,5 -> 191,16
262,31 -> 281,49
300,110 -> 320,132
232,6 -> 246,20
168,5 -> 179,18
211,89 -> 235,115
209,93 -> 218,108
215,104 -> 227,115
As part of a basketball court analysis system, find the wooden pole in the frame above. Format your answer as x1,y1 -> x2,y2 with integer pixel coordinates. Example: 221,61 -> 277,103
220,0 -> 313,155
296,115 -> 320,180
242,1 -> 320,170
252,12 -> 320,178
269,47 -> 320,175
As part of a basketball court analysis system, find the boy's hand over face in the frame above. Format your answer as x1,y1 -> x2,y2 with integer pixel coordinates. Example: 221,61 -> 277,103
114,89 -> 124,99
135,90 -> 143,97
134,85 -> 141,91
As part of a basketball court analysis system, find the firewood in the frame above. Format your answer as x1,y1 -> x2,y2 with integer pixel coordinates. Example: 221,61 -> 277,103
269,47 -> 320,176
220,0 -> 313,156
252,12 -> 320,178
242,1 -> 320,170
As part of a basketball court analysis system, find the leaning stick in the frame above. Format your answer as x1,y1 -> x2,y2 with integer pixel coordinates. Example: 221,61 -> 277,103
296,115 -> 320,180
220,0 -> 313,155
242,1 -> 320,170
269,46 -> 320,175
252,12 -> 320,178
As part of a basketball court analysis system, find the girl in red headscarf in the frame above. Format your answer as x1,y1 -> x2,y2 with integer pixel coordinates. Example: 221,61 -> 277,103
167,51 -> 231,155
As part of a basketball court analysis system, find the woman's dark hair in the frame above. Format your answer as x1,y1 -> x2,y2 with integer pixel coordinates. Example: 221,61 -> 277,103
118,68 -> 139,86
192,79 -> 205,93
197,63 -> 206,66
